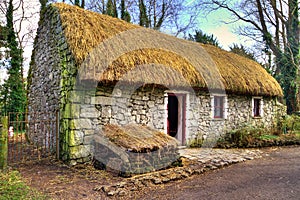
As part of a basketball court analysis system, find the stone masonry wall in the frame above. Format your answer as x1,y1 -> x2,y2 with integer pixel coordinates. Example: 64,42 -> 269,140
28,6 -> 80,161
27,6 -> 66,148
66,85 -> 284,164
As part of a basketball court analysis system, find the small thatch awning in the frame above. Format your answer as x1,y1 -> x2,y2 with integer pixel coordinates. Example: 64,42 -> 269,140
102,124 -> 179,153
49,3 -> 283,97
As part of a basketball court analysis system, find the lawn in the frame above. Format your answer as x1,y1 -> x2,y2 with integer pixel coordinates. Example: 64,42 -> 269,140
0,170 -> 46,200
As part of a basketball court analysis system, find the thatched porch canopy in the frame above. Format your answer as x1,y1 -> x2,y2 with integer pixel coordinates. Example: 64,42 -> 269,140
51,3 -> 283,97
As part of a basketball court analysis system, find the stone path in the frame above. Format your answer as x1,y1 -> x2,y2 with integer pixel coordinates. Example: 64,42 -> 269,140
179,147 -> 264,165
97,147 -> 271,197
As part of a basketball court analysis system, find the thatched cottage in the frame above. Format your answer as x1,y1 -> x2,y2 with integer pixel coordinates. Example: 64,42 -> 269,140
28,3 -> 284,167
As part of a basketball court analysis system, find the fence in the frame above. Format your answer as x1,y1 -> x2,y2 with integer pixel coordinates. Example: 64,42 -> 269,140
0,112 -> 59,168
0,117 -> 8,170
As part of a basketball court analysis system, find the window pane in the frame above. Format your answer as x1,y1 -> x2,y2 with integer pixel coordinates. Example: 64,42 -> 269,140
214,96 -> 224,118
253,99 -> 260,117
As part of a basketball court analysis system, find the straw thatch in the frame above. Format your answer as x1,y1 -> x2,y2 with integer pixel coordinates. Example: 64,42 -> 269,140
103,124 -> 179,153
50,3 -> 283,97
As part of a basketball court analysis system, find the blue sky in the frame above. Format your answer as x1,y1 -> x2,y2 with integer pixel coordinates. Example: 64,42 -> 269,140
195,8 -> 247,50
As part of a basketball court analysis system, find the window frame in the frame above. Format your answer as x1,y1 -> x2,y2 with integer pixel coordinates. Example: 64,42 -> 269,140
211,95 -> 228,119
252,97 -> 263,118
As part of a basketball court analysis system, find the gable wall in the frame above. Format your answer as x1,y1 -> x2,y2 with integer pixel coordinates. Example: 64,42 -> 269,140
27,6 -> 78,159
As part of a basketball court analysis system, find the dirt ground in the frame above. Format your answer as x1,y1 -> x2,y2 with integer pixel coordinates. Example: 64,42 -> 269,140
17,159 -> 122,199
16,146 -> 299,199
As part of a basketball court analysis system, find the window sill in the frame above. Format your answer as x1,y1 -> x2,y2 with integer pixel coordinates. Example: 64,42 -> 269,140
212,118 -> 226,121
252,116 -> 263,119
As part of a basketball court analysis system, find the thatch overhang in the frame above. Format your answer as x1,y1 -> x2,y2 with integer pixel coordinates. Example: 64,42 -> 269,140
50,3 -> 283,97
102,124 -> 179,153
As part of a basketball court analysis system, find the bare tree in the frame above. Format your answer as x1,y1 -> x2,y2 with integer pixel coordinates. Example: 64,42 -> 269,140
195,0 -> 299,113
84,0 -> 198,36
0,0 -> 40,76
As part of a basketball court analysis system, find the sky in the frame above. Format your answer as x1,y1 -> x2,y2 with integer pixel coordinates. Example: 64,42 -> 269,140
195,8 -> 249,50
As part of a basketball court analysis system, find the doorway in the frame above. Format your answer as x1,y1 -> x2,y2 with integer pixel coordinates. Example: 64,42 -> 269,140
167,93 -> 186,145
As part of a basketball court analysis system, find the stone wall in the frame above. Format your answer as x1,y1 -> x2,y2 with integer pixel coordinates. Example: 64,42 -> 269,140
27,6 -> 67,148
28,6 -> 81,161
64,85 -> 285,164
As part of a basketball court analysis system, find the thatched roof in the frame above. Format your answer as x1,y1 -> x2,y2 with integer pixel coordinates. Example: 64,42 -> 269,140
48,3 -> 283,97
102,124 -> 179,153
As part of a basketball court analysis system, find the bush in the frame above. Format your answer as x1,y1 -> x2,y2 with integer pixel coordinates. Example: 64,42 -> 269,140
216,118 -> 300,148
218,125 -> 265,148
278,115 -> 300,134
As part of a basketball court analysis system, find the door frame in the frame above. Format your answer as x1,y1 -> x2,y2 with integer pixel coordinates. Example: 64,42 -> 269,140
164,92 -> 187,145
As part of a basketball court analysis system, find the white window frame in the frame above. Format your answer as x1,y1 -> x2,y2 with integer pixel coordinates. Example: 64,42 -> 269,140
252,97 -> 264,118
211,94 -> 228,119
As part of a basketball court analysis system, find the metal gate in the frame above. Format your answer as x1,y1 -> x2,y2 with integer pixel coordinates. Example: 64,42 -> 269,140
7,112 -> 59,165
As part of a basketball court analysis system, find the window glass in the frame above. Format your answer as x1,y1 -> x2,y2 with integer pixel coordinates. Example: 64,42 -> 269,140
214,96 -> 224,118
253,98 -> 260,117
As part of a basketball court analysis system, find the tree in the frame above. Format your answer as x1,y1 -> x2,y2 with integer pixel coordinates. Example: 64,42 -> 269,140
120,0 -> 131,22
188,30 -> 220,48
229,44 -> 255,61
196,0 -> 299,114
1,0 -> 26,116
84,0 -> 198,36
106,0 -> 117,17
39,0 -> 48,11
139,0 -> 149,27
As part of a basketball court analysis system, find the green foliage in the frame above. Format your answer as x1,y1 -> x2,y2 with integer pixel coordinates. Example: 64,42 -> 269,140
258,134 -> 279,140
188,30 -> 220,47
39,0 -> 48,15
277,1 -> 299,114
106,0 -> 118,18
222,125 -> 265,147
217,116 -> 300,148
187,134 -> 203,147
229,43 -> 255,60
277,51 -> 298,114
0,171 -> 29,199
74,0 -> 84,8
120,0 -> 131,22
75,0 -> 80,6
0,25 -> 7,48
0,0 -> 26,116
0,171 -> 46,199
278,114 -> 300,133
139,0 -> 149,27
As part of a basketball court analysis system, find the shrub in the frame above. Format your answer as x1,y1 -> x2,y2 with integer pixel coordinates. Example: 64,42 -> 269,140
277,114 -> 300,134
222,125 -> 265,147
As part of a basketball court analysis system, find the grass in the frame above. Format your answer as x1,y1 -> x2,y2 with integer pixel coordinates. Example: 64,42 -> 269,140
0,170 -> 46,200
259,134 -> 279,140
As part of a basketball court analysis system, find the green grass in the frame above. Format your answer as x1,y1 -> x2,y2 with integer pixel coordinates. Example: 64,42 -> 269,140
0,170 -> 46,200
259,134 -> 279,140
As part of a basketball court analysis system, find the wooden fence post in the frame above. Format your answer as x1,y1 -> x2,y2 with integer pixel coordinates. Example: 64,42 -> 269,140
0,116 -> 8,170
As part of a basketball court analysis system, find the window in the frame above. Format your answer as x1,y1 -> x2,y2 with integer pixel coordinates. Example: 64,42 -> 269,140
214,96 -> 224,118
252,97 -> 263,117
